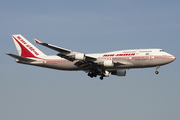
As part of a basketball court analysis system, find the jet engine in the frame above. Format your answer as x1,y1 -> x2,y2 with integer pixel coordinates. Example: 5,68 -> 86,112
71,53 -> 85,60
104,70 -> 110,77
111,70 -> 126,76
99,60 -> 114,67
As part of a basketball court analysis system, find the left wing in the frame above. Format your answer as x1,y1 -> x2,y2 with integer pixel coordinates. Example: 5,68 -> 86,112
33,38 -> 97,62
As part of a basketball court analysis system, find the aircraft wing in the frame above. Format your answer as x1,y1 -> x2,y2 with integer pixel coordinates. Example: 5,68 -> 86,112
33,38 -> 97,62
33,38 -> 73,54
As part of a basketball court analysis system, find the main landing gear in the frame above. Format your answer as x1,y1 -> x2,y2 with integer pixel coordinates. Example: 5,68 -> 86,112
87,71 -> 104,80
155,66 -> 160,74
88,72 -> 97,78
100,76 -> 104,80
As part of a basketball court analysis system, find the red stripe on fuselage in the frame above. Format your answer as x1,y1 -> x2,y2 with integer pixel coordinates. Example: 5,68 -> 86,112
36,55 -> 174,64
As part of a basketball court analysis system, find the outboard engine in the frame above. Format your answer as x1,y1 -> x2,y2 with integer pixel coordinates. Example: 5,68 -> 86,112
111,70 -> 126,76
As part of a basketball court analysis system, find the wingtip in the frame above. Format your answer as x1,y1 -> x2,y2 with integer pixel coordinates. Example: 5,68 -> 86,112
6,53 -> 15,56
33,38 -> 42,44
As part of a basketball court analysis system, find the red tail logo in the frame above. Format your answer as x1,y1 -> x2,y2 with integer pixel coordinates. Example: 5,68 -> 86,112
13,35 -> 39,58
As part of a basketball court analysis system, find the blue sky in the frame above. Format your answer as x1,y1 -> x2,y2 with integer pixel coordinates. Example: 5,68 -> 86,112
1,0 -> 180,120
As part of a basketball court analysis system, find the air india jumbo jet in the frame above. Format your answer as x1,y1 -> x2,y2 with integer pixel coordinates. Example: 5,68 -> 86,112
6,34 -> 176,80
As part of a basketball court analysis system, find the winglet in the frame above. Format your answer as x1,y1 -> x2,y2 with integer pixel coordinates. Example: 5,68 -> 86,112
33,38 -> 42,44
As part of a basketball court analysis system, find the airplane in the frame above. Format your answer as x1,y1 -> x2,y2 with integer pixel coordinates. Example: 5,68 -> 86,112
6,34 -> 176,80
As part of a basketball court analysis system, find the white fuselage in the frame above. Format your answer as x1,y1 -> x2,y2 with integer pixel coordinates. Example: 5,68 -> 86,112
8,34 -> 176,79
22,48 -> 175,71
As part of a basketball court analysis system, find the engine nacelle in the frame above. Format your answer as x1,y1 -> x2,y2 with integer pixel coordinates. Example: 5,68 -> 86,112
99,60 -> 114,67
71,53 -> 85,60
104,71 -> 110,77
111,70 -> 126,76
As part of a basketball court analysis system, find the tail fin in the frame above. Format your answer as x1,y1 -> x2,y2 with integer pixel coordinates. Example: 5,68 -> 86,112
12,34 -> 46,58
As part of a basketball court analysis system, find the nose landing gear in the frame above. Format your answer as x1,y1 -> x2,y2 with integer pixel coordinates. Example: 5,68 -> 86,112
155,66 -> 160,74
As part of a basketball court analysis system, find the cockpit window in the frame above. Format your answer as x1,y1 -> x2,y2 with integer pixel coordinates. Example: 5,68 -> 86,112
160,50 -> 164,52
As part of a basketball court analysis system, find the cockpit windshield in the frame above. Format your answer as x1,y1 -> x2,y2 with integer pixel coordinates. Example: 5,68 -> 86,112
160,49 -> 164,52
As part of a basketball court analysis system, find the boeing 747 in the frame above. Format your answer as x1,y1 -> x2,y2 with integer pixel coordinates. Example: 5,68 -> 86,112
7,35 -> 176,80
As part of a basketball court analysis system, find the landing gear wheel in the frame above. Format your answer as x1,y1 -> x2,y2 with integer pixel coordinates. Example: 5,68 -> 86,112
100,76 -> 103,80
155,71 -> 159,74
88,71 -> 98,78
155,66 -> 160,74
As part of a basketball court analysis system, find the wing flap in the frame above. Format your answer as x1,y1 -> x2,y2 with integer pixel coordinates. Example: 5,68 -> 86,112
74,60 -> 97,69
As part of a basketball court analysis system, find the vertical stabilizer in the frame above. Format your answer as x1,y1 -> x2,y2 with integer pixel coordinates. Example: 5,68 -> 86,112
12,34 -> 46,58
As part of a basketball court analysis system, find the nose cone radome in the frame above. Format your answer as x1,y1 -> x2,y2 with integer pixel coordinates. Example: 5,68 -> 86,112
164,55 -> 176,65
169,55 -> 176,62
172,56 -> 176,61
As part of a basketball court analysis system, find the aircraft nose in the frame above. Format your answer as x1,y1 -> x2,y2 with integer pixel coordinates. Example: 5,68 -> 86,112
173,56 -> 176,61
170,55 -> 176,62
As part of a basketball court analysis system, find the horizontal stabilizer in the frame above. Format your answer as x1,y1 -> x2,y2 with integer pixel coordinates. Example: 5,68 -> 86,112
6,53 -> 36,62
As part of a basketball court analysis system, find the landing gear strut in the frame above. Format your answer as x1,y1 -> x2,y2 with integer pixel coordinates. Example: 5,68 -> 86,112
155,66 -> 160,74
99,70 -> 107,80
